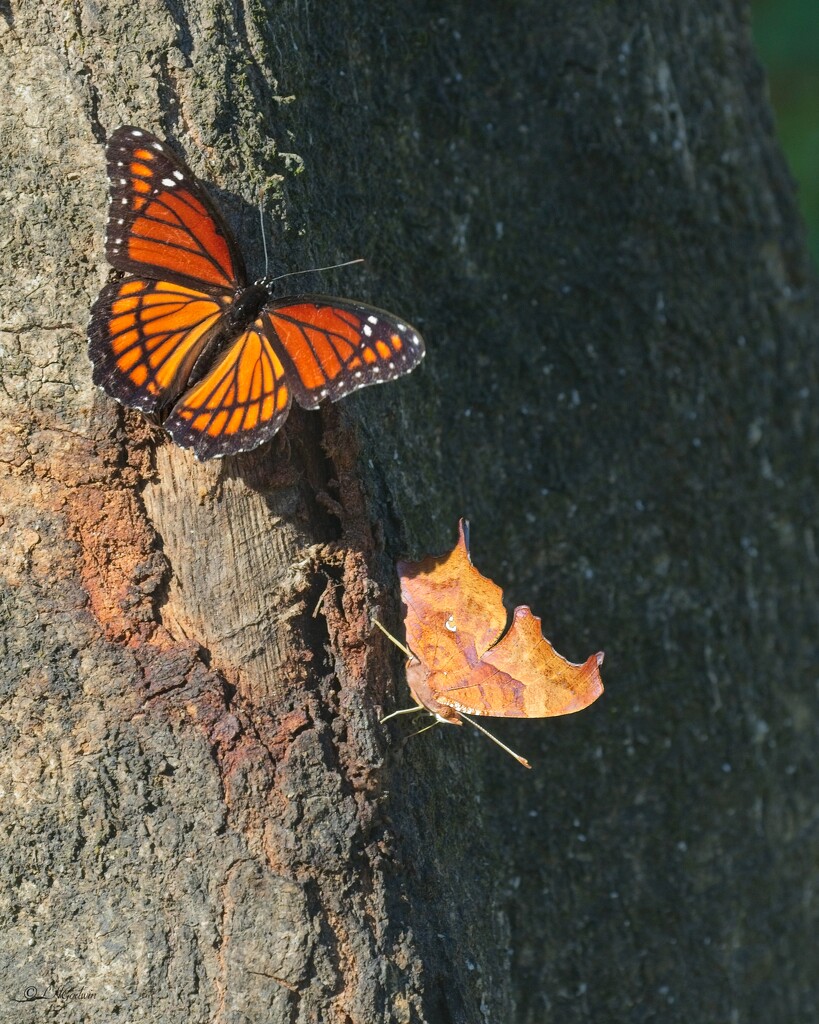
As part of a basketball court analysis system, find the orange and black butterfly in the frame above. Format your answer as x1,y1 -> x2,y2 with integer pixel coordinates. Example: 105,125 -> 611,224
88,126 -> 425,459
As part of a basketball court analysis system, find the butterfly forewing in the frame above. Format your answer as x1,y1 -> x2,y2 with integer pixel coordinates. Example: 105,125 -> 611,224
398,520 -> 507,676
104,126 -> 245,293
163,322 -> 292,459
266,297 -> 425,409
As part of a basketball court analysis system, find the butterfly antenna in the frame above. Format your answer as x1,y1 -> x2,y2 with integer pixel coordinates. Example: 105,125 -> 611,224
258,194 -> 270,277
373,618 -> 414,660
460,714 -> 532,769
264,258 -> 365,287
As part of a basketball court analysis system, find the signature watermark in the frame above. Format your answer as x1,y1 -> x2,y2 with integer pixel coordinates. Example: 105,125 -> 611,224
13,985 -> 97,1003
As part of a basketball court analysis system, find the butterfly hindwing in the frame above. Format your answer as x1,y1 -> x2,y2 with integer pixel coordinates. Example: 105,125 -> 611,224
88,277 -> 229,414
265,297 -> 425,409
163,321 -> 292,459
104,126 -> 245,293
435,609 -> 604,719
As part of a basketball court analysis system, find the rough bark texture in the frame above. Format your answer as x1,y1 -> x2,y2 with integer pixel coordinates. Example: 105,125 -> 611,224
1,1 -> 816,1022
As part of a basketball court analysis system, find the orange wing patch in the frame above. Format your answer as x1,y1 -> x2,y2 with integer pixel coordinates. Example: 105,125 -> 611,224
88,278 -> 227,413
124,189 -> 236,288
104,126 -> 244,292
164,323 -> 291,459
267,298 -> 425,408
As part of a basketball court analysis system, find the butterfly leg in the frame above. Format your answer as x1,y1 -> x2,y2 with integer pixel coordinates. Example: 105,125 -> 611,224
373,618 -> 414,660
404,719 -> 442,741
374,619 -> 429,723
380,705 -> 427,724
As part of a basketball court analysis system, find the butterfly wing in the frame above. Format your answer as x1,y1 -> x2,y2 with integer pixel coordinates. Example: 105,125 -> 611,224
434,608 -> 605,719
265,297 -> 424,408
398,519 -> 507,676
398,520 -> 604,720
103,125 -> 245,292
163,320 -> 291,459
88,277 -> 230,414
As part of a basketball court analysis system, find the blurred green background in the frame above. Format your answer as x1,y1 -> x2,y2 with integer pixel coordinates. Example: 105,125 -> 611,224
753,0 -> 819,264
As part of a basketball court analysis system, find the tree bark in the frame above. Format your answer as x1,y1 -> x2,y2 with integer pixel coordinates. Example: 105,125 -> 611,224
1,1 -> 816,1022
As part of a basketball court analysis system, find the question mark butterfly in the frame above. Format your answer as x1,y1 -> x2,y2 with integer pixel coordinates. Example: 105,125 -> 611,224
88,126 -> 425,460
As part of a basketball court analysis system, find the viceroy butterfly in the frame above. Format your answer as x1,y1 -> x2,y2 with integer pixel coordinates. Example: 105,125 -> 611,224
88,126 -> 425,460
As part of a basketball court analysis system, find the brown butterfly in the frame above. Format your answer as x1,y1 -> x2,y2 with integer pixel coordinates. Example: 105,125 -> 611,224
88,126 -> 425,459
377,520 -> 604,767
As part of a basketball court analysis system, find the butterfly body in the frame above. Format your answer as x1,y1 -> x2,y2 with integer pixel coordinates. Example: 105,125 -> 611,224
88,126 -> 425,459
225,282 -> 270,330
402,662 -> 463,725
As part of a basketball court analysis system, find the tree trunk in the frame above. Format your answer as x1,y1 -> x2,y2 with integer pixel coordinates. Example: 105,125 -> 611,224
1,1 -> 816,1021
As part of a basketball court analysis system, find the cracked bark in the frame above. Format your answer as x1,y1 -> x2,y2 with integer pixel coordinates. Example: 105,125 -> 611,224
1,1 -> 817,1022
